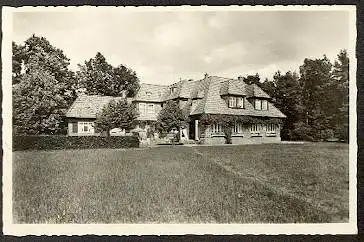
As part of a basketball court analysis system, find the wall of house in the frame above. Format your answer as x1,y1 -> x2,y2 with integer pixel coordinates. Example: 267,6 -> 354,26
200,123 -> 281,145
68,118 -> 99,136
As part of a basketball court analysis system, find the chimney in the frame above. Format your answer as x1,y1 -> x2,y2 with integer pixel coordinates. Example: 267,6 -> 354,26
204,73 -> 209,79
238,76 -> 243,81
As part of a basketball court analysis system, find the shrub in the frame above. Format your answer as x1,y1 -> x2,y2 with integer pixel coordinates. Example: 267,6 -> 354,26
13,135 -> 139,151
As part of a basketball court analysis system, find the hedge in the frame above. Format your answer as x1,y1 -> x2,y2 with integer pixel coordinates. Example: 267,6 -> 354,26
13,135 -> 140,151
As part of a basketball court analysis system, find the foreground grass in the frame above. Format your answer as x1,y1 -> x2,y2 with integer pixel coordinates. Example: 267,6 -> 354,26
13,143 -> 348,223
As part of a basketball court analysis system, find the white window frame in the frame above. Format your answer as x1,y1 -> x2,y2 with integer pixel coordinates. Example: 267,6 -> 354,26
255,99 -> 262,110
228,96 -> 236,108
228,96 -> 244,109
232,122 -> 243,134
250,124 -> 261,136
211,123 -> 223,134
262,100 -> 268,110
266,124 -> 277,135
78,122 -> 94,134
236,97 -> 243,108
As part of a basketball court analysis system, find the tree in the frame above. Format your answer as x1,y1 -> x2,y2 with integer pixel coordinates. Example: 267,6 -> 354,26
299,55 -> 333,140
12,35 -> 76,135
94,99 -> 139,136
332,49 -> 349,141
272,71 -> 305,140
77,52 -> 140,97
242,73 -> 261,85
156,100 -> 188,138
260,77 -> 277,99
12,42 -> 26,84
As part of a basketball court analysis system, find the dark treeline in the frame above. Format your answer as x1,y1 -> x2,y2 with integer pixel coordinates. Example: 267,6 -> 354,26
245,51 -> 349,141
12,35 -> 349,141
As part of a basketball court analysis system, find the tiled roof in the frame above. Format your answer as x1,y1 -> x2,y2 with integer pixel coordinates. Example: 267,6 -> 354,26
190,76 -> 286,118
67,76 -> 286,119
251,84 -> 271,99
133,83 -> 168,102
163,79 -> 202,101
66,95 -> 126,118
219,79 -> 248,96
179,80 -> 199,98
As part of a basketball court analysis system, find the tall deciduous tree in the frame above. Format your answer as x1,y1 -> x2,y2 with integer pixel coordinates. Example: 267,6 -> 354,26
156,100 -> 188,137
77,52 -> 140,97
271,71 -> 305,140
299,55 -> 333,140
12,35 -> 76,135
94,99 -> 139,136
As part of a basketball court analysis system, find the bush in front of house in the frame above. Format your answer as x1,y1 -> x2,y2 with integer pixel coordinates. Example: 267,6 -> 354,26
13,135 -> 140,151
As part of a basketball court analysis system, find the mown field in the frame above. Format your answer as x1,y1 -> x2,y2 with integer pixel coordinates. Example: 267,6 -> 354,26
12,143 -> 349,223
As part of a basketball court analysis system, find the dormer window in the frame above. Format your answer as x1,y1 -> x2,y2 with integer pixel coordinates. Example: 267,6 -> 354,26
146,91 -> 152,96
255,99 -> 268,110
228,96 -> 244,109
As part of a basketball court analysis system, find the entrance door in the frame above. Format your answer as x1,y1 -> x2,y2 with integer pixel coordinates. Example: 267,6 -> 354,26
189,121 -> 195,140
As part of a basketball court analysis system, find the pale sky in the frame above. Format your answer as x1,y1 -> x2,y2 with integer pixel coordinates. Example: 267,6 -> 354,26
12,9 -> 350,85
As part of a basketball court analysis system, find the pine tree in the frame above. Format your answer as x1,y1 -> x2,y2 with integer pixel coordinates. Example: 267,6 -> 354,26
332,49 -> 349,141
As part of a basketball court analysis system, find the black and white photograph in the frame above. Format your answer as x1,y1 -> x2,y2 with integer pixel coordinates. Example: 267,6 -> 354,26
2,5 -> 357,235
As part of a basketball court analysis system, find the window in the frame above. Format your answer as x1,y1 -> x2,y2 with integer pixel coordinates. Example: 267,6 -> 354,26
228,96 -> 244,108
255,99 -> 262,110
255,99 -> 268,110
236,97 -> 243,108
72,123 -> 78,133
232,122 -> 243,133
78,122 -> 94,134
211,123 -> 223,134
250,124 -> 261,136
266,124 -> 277,133
139,103 -> 145,114
147,104 -> 154,114
228,96 -> 236,107
262,100 -> 268,110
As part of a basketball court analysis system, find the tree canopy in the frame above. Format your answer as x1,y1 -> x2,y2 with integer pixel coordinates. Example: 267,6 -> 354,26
94,99 -> 139,135
156,101 -> 188,137
12,35 -> 76,135
258,50 -> 349,141
77,52 -> 140,97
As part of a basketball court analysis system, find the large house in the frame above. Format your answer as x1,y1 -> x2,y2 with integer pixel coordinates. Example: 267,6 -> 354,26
66,74 -> 286,144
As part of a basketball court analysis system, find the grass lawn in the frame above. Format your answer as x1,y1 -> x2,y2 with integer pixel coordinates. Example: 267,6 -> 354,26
12,143 -> 349,223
